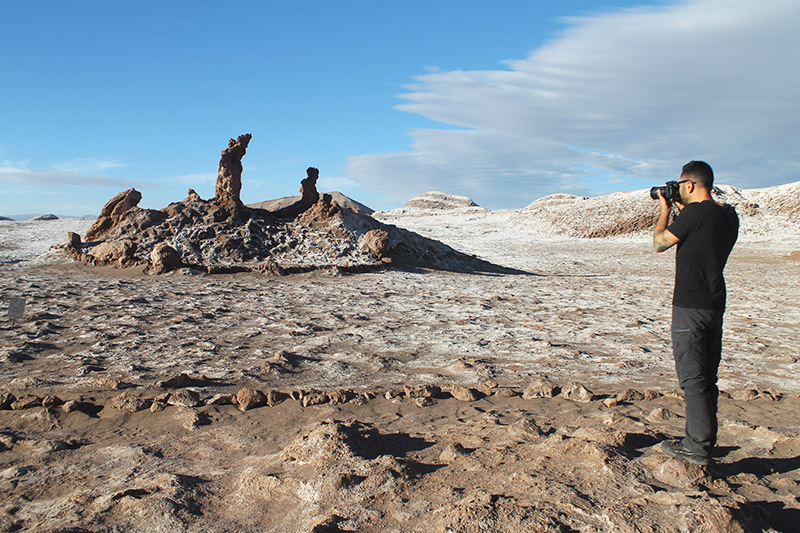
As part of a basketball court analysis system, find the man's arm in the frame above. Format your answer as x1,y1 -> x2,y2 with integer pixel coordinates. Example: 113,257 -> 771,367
653,192 -> 681,253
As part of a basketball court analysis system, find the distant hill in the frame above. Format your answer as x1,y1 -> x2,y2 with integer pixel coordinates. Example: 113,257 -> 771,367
376,182 -> 799,239
248,192 -> 374,217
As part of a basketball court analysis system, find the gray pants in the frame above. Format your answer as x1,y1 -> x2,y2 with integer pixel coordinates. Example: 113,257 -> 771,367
671,306 -> 725,458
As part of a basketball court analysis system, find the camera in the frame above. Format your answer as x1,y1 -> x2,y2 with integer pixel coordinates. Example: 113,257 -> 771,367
650,181 -> 681,202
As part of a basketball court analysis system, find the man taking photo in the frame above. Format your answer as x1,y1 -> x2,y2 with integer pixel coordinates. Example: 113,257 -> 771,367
652,160 -> 739,466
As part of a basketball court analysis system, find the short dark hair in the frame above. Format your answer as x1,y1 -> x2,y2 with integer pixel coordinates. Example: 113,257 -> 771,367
681,160 -> 713,188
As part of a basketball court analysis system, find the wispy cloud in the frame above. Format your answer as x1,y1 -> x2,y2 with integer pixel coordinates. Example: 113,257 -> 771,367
345,0 -> 800,208
51,158 -> 128,173
0,168 -> 161,190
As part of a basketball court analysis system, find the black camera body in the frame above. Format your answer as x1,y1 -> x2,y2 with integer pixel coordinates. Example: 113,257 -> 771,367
650,180 -> 681,202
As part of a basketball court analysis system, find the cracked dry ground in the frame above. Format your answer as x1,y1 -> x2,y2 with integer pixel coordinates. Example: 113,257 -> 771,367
1,237 -> 799,531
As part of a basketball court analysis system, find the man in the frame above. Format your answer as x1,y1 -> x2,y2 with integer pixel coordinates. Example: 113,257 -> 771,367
652,160 -> 739,466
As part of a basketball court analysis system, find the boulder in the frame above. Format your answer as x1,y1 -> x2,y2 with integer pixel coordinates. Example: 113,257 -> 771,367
450,385 -> 480,402
562,382 -> 595,403
90,240 -> 136,264
150,242 -> 182,273
236,387 -> 267,411
363,229 -> 390,259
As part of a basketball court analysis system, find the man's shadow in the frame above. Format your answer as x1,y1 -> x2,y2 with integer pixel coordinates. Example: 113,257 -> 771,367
714,451 -> 800,531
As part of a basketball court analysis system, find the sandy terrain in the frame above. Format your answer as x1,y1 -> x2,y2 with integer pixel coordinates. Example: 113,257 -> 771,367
0,188 -> 798,531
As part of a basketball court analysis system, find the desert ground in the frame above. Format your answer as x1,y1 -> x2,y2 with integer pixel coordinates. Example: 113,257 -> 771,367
0,188 -> 798,531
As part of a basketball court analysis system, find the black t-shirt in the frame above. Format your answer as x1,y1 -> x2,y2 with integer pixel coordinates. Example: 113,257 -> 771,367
667,200 -> 739,310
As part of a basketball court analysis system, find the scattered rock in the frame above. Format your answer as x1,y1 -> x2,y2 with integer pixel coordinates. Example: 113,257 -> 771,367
66,231 -> 82,248
640,453 -> 710,488
363,229 -> 390,259
644,390 -> 663,401
477,380 -> 499,395
11,395 -> 42,410
41,395 -> 62,408
561,382 -> 595,403
61,400 -> 80,413
646,407 -> 680,422
166,389 -> 202,408
205,393 -> 235,406
616,389 -> 645,402
149,243 -> 182,273
0,392 -> 16,410
450,385 -> 480,402
439,442 -> 469,463
522,377 -> 559,399
235,387 -> 267,411
109,391 -> 149,412
415,397 -> 436,408
404,384 -> 442,399
90,239 -> 136,264
302,392 -> 329,408
156,372 -> 207,389
603,398 -> 619,408
327,390 -> 351,405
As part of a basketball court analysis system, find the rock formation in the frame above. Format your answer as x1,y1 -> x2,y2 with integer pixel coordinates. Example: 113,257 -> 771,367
273,167 -> 320,218
67,133 -> 522,276
84,188 -> 142,242
213,133 -> 251,217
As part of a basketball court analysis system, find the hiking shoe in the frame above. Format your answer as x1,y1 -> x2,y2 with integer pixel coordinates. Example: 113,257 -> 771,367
659,439 -> 710,466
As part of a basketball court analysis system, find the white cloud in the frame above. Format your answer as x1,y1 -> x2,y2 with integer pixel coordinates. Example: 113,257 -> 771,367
0,168 -> 161,190
345,0 -> 800,208
51,158 -> 128,173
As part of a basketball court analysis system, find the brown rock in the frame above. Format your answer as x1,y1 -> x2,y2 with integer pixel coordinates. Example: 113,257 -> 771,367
616,388 -> 645,402
149,242 -> 182,273
214,133 -> 252,214
166,389 -> 202,408
205,393 -> 235,406
523,377 -> 559,399
66,231 -> 82,248
61,400 -> 80,413
439,442 -> 468,463
327,390 -> 351,404
90,239 -> 136,264
646,407 -> 680,422
562,382 -> 595,403
363,229 -> 390,259
450,385 -> 480,402
302,392 -> 329,407
85,188 -> 142,241
236,387 -> 267,411
11,395 -> 42,410
404,384 -> 442,398
41,395 -> 62,408
644,389 -> 663,401
109,391 -> 149,412
0,392 -> 16,410
274,167 -> 321,218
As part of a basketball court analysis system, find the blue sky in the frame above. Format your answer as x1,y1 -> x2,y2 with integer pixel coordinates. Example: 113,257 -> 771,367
2,0 -> 798,217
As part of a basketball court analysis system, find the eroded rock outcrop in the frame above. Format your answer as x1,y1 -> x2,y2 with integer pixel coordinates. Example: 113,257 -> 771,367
68,134 -> 522,276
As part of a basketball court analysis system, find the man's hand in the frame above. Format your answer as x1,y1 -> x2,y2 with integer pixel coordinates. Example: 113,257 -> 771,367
653,190 -> 681,252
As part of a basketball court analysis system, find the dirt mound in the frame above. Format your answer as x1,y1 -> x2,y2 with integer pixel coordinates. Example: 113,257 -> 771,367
63,135 -> 522,275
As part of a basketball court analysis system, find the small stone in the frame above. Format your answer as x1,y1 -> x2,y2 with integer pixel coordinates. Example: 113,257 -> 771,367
415,397 -> 436,407
327,390 -> 351,404
0,392 -> 17,410
731,387 -> 760,401
494,388 -> 518,397
109,391 -> 149,412
616,389 -> 645,402
450,385 -> 479,402
236,387 -> 267,411
150,400 -> 167,413
384,390 -> 403,400
166,389 -> 202,408
603,398 -> 619,408
646,407 -> 679,422
561,382 -> 595,403
205,393 -> 235,406
523,377 -> 559,399
439,443 -> 468,463
644,390 -> 663,401
301,392 -> 328,407
404,384 -> 441,398
41,395 -> 62,408
11,395 -> 42,410
61,400 -> 80,413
